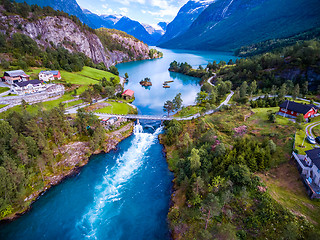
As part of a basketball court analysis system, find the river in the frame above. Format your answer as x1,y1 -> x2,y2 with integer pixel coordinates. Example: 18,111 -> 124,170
0,48 -> 236,240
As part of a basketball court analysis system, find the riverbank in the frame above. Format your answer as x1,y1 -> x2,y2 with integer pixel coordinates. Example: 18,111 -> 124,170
0,122 -> 134,222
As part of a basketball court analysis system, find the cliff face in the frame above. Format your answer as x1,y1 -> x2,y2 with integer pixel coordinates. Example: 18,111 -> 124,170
0,12 -> 153,67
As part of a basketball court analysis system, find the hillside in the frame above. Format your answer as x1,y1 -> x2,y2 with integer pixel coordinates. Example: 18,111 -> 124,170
159,0 -> 320,51
0,1 -> 157,70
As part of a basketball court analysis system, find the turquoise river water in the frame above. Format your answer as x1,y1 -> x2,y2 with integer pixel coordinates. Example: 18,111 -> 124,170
0,48 -> 236,240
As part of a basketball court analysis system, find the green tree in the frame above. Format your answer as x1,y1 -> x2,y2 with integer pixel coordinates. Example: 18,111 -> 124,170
173,93 -> 183,111
196,91 -> 209,105
163,100 -> 174,117
188,148 -> 201,171
240,81 -> 248,98
124,72 -> 129,79
292,84 -> 300,99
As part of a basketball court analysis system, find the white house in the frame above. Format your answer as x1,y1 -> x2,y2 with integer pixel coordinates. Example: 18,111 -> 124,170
39,71 -> 54,82
11,80 -> 47,95
3,70 -> 30,85
293,148 -> 320,198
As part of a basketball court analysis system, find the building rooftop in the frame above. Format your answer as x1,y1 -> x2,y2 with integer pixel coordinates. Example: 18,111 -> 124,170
306,148 -> 320,170
122,89 -> 134,97
279,100 -> 315,115
50,70 -> 60,75
4,70 -> 28,77
40,71 -> 54,75
14,80 -> 42,87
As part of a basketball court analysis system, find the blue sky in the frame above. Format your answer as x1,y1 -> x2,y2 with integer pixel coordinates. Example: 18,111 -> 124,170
76,0 -> 189,27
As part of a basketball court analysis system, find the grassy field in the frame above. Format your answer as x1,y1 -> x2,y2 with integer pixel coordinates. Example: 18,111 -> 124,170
0,92 -> 83,118
259,162 -> 320,228
174,105 -> 203,118
0,104 -> 7,109
295,116 -> 320,153
0,66 -> 119,116
93,101 -> 133,115
0,87 -> 9,94
27,67 -> 119,86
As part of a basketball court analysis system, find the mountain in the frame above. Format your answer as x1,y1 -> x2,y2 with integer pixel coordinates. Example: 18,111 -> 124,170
159,0 -> 320,51
15,0 -> 92,27
0,2 -> 158,68
158,22 -> 168,32
158,0 -> 214,45
82,10 -> 156,45
114,17 -> 155,45
142,23 -> 166,44
82,9 -> 114,29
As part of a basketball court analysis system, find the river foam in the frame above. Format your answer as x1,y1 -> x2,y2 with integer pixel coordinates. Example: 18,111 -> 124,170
76,124 -> 162,239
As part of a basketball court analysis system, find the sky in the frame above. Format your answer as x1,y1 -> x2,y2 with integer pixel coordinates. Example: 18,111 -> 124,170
76,0 -> 189,27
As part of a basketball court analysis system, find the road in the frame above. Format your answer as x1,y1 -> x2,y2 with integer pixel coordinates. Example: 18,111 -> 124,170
67,90 -> 235,121
306,121 -> 320,138
251,94 -> 320,106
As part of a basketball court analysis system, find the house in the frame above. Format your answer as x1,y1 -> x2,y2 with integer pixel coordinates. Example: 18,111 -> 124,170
278,100 -> 318,119
122,89 -> 134,100
292,148 -> 320,199
3,70 -> 30,84
39,71 -> 54,82
11,80 -> 46,95
50,70 -> 61,80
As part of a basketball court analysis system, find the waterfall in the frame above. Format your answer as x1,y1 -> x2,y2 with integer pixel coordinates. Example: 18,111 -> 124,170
77,125 -> 163,239
221,0 -> 234,18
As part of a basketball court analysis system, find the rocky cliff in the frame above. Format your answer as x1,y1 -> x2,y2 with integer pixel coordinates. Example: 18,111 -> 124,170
0,11 -> 154,67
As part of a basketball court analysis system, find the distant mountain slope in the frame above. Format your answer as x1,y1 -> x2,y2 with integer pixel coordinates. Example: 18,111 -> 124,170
159,0 -> 320,51
82,9 -> 114,29
158,0 -> 214,45
83,10 -> 157,45
114,17 -> 155,45
15,0 -> 92,27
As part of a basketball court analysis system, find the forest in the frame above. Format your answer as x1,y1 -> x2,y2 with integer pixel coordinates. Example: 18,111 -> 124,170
0,105 -> 106,218
162,113 -> 320,239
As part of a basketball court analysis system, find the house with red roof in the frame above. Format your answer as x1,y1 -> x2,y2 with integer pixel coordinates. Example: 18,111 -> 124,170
278,100 -> 318,120
122,89 -> 134,100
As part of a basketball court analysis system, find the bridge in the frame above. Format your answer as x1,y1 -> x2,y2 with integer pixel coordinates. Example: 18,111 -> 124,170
95,113 -> 175,121
65,91 -> 235,121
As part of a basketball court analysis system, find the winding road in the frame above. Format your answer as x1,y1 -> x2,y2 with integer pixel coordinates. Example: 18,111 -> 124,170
65,91 -> 235,121
306,121 -> 320,138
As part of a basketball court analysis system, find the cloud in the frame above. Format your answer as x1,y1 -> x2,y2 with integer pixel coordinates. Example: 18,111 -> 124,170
119,7 -> 129,14
118,0 -> 146,5
102,4 -> 108,9
147,6 -> 180,17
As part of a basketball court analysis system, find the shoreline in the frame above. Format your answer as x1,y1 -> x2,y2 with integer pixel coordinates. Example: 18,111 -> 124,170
0,122 -> 134,223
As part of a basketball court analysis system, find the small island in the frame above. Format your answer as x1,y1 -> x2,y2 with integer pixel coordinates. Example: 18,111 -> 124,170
140,77 -> 152,87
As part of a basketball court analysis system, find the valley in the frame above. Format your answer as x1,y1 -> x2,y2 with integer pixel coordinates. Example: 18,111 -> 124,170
0,0 -> 319,240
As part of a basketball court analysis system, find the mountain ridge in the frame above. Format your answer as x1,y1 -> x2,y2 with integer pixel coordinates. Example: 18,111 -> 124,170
159,0 -> 320,51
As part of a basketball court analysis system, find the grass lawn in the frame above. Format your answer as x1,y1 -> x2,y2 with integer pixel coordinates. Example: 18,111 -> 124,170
174,105 -> 203,118
0,104 -> 8,109
259,162 -> 320,228
0,91 -> 83,118
93,101 -> 133,115
295,116 -> 320,153
27,66 -> 119,86
0,87 -> 9,94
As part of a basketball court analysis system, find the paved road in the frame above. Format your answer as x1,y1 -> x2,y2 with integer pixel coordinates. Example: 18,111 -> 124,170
69,90 -> 235,121
251,94 -> 320,106
306,121 -> 320,138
